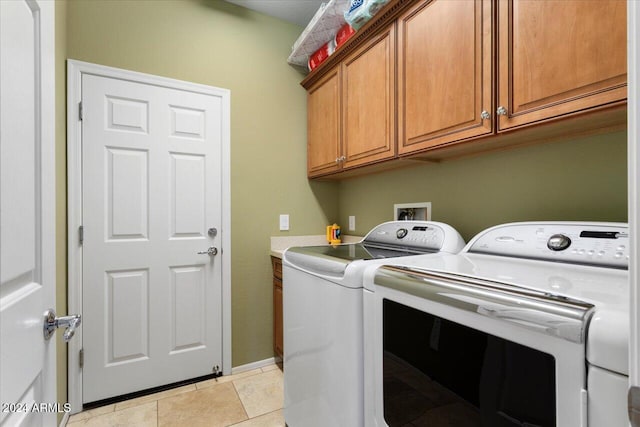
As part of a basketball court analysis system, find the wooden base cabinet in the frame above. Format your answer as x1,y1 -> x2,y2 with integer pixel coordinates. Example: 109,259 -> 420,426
497,0 -> 627,131
306,25 -> 396,177
398,0 -> 494,154
271,257 -> 283,359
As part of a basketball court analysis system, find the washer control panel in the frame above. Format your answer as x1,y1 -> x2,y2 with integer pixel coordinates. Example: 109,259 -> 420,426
467,222 -> 629,268
364,221 -> 459,252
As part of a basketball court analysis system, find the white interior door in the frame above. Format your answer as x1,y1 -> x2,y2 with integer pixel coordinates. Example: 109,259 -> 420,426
81,73 -> 224,403
0,0 -> 56,425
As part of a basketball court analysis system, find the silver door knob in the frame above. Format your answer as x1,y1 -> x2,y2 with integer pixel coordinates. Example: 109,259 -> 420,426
496,106 -> 508,116
480,110 -> 491,120
198,246 -> 218,256
43,309 -> 81,342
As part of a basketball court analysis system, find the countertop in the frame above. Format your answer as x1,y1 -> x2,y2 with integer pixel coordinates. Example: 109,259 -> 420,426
270,234 -> 362,259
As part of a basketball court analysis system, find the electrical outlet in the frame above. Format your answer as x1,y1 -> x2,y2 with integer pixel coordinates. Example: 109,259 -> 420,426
348,216 -> 356,231
279,214 -> 289,231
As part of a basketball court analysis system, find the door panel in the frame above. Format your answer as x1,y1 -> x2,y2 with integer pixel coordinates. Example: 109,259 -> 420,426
170,154 -> 206,238
82,74 -> 223,403
170,266 -> 206,352
398,0 -> 493,154
106,269 -> 149,364
106,148 -> 149,240
0,1 -> 56,425
342,25 -> 396,169
307,69 -> 341,177
497,0 -> 627,130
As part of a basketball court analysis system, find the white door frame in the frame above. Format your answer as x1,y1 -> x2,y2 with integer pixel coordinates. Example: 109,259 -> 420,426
629,0 -> 640,393
66,60 -> 232,412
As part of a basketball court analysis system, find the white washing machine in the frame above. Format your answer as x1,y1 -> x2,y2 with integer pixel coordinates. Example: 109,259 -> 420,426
282,221 -> 466,427
363,222 -> 630,427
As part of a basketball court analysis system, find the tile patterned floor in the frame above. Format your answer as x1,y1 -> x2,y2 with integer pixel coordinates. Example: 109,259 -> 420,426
67,364 -> 284,427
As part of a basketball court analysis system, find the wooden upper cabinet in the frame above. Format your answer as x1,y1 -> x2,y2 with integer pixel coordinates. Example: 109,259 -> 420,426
497,0 -> 627,131
307,68 -> 341,177
398,0 -> 493,155
342,25 -> 396,169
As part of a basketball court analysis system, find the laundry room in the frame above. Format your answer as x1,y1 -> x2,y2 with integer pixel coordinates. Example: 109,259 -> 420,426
0,0 -> 637,426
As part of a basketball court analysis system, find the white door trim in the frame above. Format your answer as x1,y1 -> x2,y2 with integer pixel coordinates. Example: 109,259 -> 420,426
66,60 -> 232,412
629,0 -> 639,392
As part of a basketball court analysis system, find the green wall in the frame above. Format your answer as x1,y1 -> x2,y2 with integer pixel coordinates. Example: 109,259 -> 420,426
55,0 -> 67,419
338,131 -> 628,241
61,0 -> 337,369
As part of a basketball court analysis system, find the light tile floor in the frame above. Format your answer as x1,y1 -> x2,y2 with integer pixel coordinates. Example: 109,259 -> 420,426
67,364 -> 284,427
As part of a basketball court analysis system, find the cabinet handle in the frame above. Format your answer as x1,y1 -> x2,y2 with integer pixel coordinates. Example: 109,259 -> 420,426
480,110 -> 491,120
496,106 -> 508,116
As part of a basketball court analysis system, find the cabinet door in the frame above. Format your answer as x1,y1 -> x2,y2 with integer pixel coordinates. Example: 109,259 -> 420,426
307,67 -> 341,177
273,278 -> 283,358
497,0 -> 627,131
342,25 -> 396,169
398,0 -> 493,155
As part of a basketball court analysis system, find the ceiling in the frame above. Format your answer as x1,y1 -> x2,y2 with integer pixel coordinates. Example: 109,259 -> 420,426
224,0 -> 326,27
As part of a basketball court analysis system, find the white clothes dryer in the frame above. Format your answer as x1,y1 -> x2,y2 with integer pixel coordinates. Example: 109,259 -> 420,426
363,222 -> 629,427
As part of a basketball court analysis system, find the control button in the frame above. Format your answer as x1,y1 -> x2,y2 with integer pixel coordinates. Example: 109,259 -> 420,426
396,228 -> 408,239
617,245 -> 626,251
547,234 -> 571,251
615,252 -> 624,258
598,251 -> 605,257
588,250 -> 595,256
578,249 -> 585,255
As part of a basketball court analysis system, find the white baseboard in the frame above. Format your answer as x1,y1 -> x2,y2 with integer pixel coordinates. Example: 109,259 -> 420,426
232,356 -> 281,374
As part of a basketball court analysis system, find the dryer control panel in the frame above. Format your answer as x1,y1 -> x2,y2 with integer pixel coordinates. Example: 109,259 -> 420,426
466,222 -> 629,269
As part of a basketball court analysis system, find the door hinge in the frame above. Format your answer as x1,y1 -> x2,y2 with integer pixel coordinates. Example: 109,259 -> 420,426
78,102 -> 83,121
79,348 -> 84,368
79,225 -> 84,244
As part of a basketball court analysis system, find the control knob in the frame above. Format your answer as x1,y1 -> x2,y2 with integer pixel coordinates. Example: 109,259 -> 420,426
547,234 -> 571,251
396,228 -> 408,239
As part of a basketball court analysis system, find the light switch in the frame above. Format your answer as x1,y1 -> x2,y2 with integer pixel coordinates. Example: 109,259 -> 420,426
279,214 -> 290,231
348,216 -> 356,231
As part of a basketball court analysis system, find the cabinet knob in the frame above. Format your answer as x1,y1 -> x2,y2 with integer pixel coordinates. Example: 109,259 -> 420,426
335,157 -> 340,164
496,106 -> 508,116
339,156 -> 346,162
480,110 -> 491,120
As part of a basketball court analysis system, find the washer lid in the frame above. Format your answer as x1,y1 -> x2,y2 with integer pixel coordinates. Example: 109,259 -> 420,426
373,251 -> 630,374
374,264 -> 595,344
284,243 -> 436,280
283,221 -> 466,280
